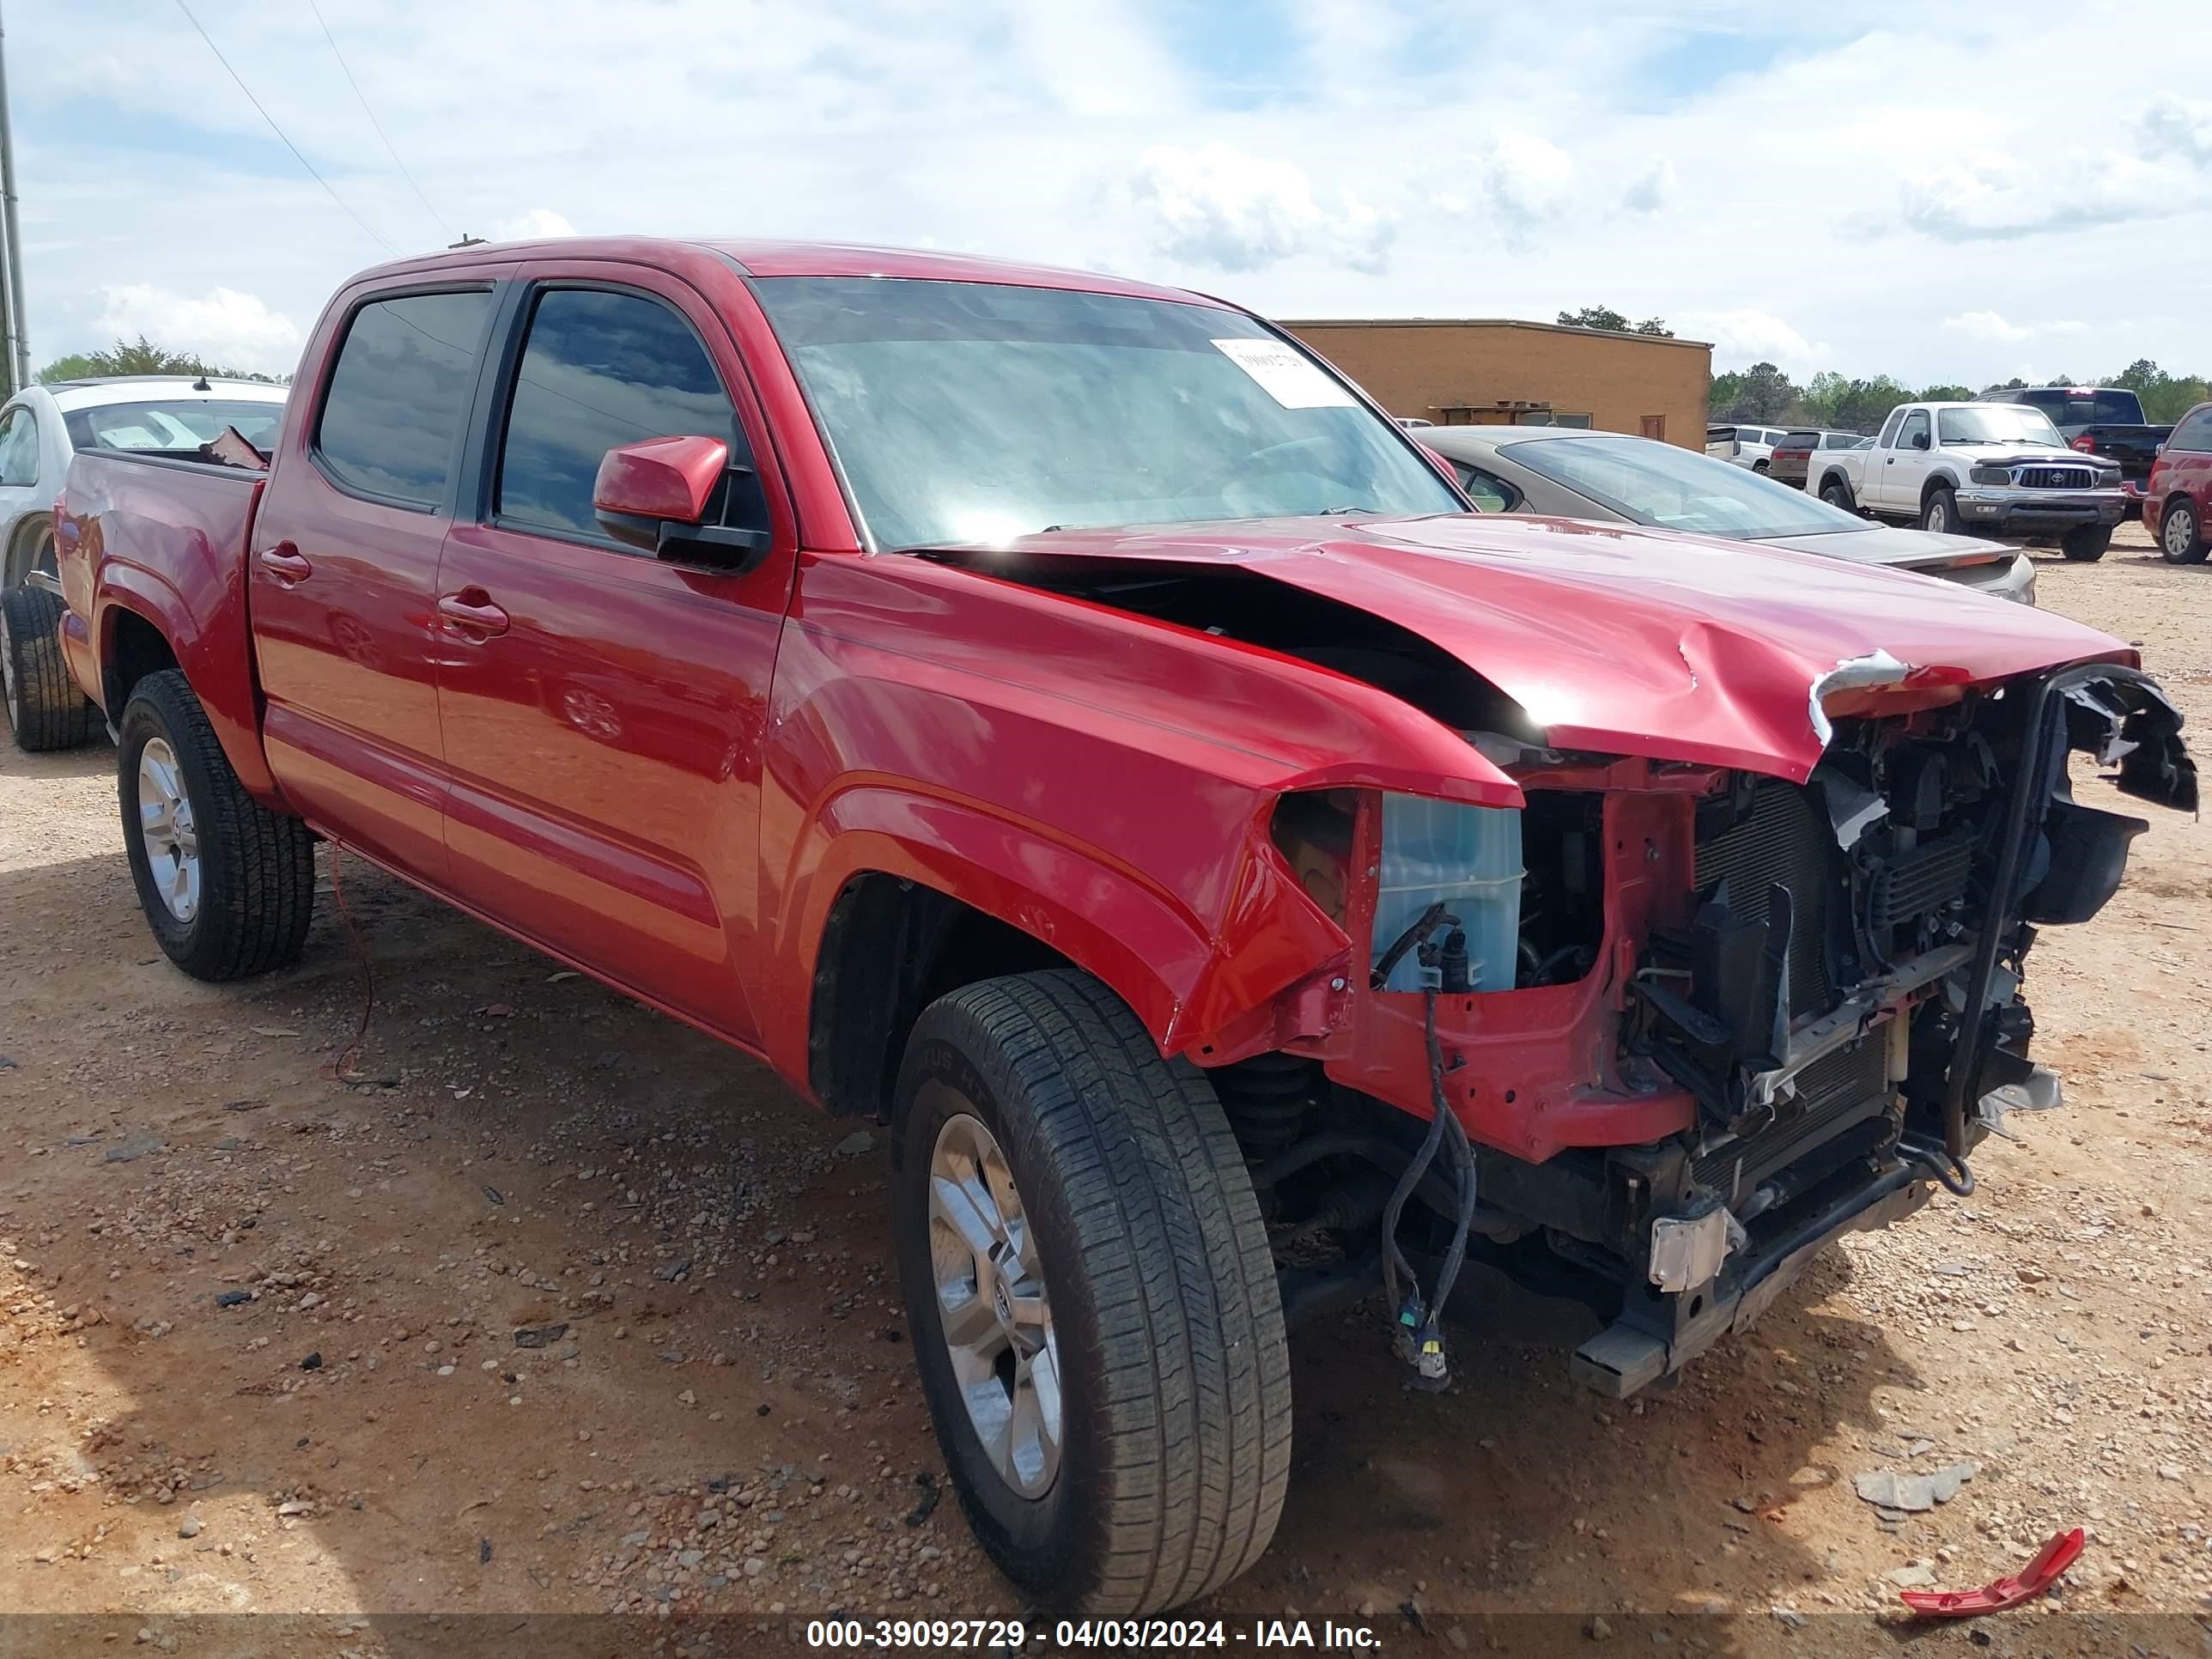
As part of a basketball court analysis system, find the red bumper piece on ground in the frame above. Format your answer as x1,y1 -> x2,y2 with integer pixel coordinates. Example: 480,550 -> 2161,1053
1899,1528 -> 2086,1618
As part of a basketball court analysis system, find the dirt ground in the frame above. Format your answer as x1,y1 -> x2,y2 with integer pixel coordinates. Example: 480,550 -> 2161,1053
3,526 -> 2209,1658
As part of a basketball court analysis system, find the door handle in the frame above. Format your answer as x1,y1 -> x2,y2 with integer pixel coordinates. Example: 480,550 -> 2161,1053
437,591 -> 511,639
258,544 -> 313,584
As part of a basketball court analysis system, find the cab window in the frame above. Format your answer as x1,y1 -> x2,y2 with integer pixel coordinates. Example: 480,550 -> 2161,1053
495,286 -> 756,546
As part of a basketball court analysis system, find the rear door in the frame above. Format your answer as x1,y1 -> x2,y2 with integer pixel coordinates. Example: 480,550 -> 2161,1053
249,280 -> 506,882
433,265 -> 796,1042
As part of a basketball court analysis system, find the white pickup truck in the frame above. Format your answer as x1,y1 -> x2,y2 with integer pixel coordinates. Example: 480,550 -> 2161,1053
1807,400 -> 2126,563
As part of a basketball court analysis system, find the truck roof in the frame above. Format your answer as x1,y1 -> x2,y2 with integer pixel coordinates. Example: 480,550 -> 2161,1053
344,236 -> 1234,309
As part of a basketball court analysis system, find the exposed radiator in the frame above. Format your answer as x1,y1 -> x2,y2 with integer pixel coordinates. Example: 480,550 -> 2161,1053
1693,782 -> 1833,1016
1692,1035 -> 1890,1196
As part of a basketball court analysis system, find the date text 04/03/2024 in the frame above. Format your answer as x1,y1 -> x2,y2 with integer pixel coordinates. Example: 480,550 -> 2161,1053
1053,1620 -> 1381,1649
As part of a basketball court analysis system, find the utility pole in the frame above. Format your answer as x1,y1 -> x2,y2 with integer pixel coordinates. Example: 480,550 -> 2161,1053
0,1 -> 26,393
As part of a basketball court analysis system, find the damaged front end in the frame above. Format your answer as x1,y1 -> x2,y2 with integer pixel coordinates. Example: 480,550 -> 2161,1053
1230,656 -> 2193,1397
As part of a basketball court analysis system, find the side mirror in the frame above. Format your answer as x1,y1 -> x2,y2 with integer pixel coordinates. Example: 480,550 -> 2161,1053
593,434 -> 769,568
1910,431 -> 1930,451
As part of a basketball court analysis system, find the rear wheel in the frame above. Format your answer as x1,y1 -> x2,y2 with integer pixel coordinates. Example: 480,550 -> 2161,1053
893,969 -> 1291,1614
3,585 -> 99,751
2160,498 -> 2206,564
1819,477 -> 1856,513
1920,486 -> 1960,535
118,669 -> 315,979
2060,525 -> 2112,563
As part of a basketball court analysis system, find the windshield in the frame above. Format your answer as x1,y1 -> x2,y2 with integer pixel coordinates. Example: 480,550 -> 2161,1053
1498,434 -> 1871,539
64,398 -> 283,453
752,276 -> 1461,550
1937,406 -> 2063,447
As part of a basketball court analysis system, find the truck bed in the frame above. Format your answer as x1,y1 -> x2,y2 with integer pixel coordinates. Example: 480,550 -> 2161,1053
58,448 -> 275,797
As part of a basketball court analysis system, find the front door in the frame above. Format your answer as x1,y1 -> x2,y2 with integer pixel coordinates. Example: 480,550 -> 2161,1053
434,273 -> 793,1042
250,284 -> 503,883
1874,408 -> 1931,513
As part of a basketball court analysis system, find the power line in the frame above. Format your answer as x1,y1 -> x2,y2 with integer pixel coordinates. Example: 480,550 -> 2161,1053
306,0 -> 453,241
171,0 -> 400,257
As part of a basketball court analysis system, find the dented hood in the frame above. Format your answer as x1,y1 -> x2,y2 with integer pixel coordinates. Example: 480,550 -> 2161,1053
957,513 -> 2139,781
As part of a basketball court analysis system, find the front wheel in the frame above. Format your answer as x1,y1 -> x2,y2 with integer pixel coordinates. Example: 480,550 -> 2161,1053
3,585 -> 99,752
1921,486 -> 1960,535
118,669 -> 316,980
893,970 -> 1291,1615
2060,525 -> 2112,563
2160,499 -> 2207,564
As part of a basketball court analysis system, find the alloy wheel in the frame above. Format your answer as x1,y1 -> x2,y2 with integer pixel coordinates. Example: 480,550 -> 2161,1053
137,736 -> 202,922
927,1109 -> 1062,1498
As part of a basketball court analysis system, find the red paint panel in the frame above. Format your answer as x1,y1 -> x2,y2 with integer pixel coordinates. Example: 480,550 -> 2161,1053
962,514 -> 2136,783
60,457 -> 280,801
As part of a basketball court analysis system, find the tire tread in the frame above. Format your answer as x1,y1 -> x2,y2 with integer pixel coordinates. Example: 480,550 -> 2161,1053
3,586 -> 97,752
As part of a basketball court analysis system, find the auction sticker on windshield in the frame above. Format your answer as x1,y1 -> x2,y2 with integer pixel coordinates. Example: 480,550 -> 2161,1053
1212,337 -> 1356,408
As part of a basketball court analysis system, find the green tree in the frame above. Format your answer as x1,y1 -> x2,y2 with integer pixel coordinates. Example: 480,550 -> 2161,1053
1634,317 -> 1674,337
36,335 -> 285,385
1557,306 -> 1632,332
1917,384 -> 1973,402
1706,362 -> 1796,422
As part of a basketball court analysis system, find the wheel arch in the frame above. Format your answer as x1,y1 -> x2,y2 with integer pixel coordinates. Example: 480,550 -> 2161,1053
789,799 -> 1348,1121
95,573 -> 281,801
4,510 -> 53,590
1920,471 -> 1962,506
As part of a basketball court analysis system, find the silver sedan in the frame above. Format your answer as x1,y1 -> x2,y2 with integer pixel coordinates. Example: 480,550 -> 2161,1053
1421,426 -> 2037,605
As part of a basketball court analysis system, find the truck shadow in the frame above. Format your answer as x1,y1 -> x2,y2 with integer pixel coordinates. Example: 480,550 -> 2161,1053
0,845 -> 1928,1650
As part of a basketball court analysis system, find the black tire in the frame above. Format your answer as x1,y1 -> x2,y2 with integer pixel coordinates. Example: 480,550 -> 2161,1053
2160,498 -> 2207,565
1752,459 -> 1770,474
892,969 -> 1291,1615
1819,477 -> 1856,513
117,669 -> 314,980
2060,525 -> 2112,563
3,585 -> 99,751
1920,486 -> 1960,535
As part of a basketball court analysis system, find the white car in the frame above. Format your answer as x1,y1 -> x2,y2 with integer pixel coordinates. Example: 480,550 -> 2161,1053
1705,422 -> 1789,472
3,376 -> 287,750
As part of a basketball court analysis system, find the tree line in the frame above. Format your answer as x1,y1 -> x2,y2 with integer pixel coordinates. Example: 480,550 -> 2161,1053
1709,357 -> 2209,433
33,335 -> 288,386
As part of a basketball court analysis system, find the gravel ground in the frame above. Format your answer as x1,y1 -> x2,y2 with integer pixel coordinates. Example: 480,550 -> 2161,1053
2,525 -> 2208,1657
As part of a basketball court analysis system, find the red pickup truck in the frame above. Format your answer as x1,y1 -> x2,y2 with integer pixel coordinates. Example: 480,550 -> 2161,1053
44,237 -> 2197,1614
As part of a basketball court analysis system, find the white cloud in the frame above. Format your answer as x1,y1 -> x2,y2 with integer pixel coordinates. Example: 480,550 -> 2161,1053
1680,308 -> 1829,372
1130,143 -> 1393,275
1899,149 -> 2171,241
92,284 -> 301,374
491,208 -> 577,241
1942,311 -> 2087,344
1620,160 -> 1675,215
1470,132 -> 1576,234
2141,94 -> 2212,167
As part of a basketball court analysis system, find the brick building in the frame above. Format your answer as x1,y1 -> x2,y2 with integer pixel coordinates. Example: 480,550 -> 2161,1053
1280,318 -> 1712,448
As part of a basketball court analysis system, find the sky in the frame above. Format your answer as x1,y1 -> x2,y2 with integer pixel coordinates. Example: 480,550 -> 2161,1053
10,0 -> 2212,388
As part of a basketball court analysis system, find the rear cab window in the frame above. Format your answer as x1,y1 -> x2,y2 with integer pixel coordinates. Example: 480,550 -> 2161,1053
314,290 -> 495,508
